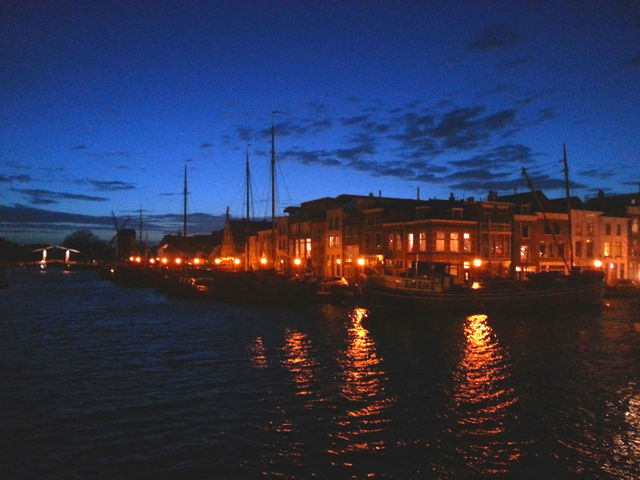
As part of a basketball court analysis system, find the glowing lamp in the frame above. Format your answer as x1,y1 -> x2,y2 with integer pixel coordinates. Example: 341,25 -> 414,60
175,258 -> 182,265
193,258 -> 201,265
594,259 -> 603,268
260,257 -> 267,265
336,259 -> 341,265
135,256 -> 141,263
214,258 -> 221,264
149,258 -> 156,264
234,258 -> 241,265
472,258 -> 483,268
161,257 -> 168,264
129,256 -> 134,262
293,258 -> 302,266
357,258 -> 365,266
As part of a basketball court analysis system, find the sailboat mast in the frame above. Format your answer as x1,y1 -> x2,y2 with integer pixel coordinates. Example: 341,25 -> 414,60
183,163 -> 188,238
246,149 -> 251,221
270,117 -> 276,267
562,144 -> 574,271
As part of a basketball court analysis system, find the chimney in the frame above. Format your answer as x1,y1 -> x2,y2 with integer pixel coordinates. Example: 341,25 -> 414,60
378,190 -> 382,197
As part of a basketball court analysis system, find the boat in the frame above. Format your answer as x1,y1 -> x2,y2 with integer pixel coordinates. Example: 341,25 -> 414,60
365,270 -> 604,312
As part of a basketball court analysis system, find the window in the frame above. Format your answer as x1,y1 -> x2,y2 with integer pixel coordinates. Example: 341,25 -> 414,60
606,224 -> 611,235
586,222 -> 594,235
345,226 -> 352,238
328,235 -> 341,249
545,223 -> 560,235
463,233 -> 472,252
491,233 -> 509,256
614,241 -> 622,257
633,218 -> 639,234
419,232 -> 427,251
449,232 -> 459,252
603,241 -> 611,257
616,224 -> 622,236
586,240 -> 594,257
520,244 -> 529,261
394,233 -> 402,252
521,224 -> 529,238
375,234 -> 382,249
575,241 -> 582,258
436,231 -> 445,251
408,233 -> 414,252
539,242 -> 546,258
575,223 -> 583,235
450,265 -> 459,277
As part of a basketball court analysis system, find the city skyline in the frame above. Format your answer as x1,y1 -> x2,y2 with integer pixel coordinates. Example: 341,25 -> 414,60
2,1 -> 639,244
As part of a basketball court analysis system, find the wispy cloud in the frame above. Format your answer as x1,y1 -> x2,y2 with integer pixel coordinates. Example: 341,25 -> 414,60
75,179 -> 137,191
200,142 -> 213,149
623,55 -> 640,67
231,98 -> 555,196
0,174 -> 32,183
467,24 -> 525,51
10,188 -> 109,205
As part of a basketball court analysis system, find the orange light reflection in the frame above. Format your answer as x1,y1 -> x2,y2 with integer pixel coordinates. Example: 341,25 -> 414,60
451,314 -> 521,474
282,329 -> 318,399
250,336 -> 268,370
329,307 -> 393,457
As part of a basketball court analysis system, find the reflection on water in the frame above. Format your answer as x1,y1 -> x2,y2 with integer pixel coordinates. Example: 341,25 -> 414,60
607,385 -> 640,477
282,329 -> 318,399
450,314 -> 520,475
250,336 -> 268,370
330,307 -> 394,460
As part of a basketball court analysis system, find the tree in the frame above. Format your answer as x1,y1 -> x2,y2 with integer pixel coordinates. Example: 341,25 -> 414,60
62,230 -> 107,260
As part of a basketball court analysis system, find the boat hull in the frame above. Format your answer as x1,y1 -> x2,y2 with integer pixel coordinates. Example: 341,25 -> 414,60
366,275 -> 604,313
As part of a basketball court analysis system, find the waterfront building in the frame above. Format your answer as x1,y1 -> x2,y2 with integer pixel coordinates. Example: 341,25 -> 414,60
243,190 -> 638,285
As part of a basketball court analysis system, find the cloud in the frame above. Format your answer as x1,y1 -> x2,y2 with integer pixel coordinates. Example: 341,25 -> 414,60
89,151 -> 133,160
430,107 -> 518,150
228,99 -> 553,196
0,174 -> 32,183
450,144 -> 538,168
623,55 -> 640,67
10,188 -> 109,205
72,144 -> 87,150
467,24 -> 524,51
75,180 -> 136,191
579,169 -> 615,179
200,142 -> 213,149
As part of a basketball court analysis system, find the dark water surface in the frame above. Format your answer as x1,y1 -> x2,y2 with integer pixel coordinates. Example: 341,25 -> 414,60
1,268 -> 639,479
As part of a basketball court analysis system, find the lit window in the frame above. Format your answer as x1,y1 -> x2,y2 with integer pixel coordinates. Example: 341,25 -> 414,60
419,232 -> 427,251
449,232 -> 459,252
436,231 -> 445,251
603,241 -> 611,257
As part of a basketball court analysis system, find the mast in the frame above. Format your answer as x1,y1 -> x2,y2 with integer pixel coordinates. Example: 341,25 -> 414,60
245,148 -> 251,221
562,144 -> 575,271
183,163 -> 188,238
270,116 -> 276,267
270,111 -> 288,269
522,167 -> 571,274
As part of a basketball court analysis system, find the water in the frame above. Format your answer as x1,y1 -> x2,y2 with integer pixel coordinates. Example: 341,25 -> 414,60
1,268 -> 639,479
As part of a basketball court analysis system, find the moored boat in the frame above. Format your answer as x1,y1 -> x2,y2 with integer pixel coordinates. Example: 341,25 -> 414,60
365,271 -> 604,313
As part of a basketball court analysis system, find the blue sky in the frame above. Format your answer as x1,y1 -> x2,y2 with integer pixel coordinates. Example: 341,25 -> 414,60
1,1 -> 639,244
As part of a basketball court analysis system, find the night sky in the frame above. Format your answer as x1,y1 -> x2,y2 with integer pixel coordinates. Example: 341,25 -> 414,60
2,1 -> 639,244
